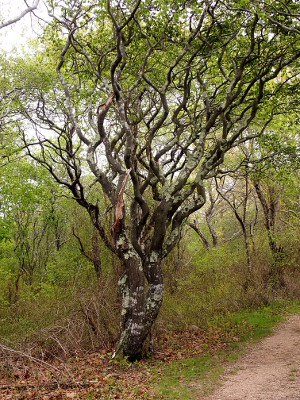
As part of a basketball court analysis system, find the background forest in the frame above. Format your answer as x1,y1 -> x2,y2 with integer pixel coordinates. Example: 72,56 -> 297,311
0,0 -> 299,393
1,128 -> 299,357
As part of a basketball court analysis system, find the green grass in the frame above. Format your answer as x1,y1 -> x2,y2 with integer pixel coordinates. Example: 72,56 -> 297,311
284,300 -> 300,314
238,300 -> 300,341
154,356 -> 223,399
229,307 -> 282,342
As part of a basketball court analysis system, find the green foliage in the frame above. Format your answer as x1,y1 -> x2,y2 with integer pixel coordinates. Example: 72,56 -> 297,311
0,154 -> 119,350
161,242 -> 246,330
160,196 -> 300,332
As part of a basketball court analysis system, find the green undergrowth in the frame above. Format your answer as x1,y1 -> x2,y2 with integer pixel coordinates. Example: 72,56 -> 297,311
234,300 -> 300,342
152,300 -> 300,399
2,301 -> 299,399
154,356 -> 223,399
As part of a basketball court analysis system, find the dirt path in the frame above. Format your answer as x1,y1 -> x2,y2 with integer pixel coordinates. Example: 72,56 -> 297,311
203,315 -> 300,400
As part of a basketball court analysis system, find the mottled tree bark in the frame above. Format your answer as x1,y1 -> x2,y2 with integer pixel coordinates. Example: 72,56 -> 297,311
113,233 -> 163,360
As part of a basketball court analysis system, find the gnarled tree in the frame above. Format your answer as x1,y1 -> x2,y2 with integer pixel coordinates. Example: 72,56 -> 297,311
16,0 -> 300,359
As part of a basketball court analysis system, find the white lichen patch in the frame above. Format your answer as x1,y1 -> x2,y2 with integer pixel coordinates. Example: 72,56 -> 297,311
149,251 -> 160,264
118,274 -> 130,316
146,283 -> 164,312
129,295 -> 138,307
118,274 -> 127,286
152,284 -> 164,301
121,291 -> 130,316
129,322 -> 144,334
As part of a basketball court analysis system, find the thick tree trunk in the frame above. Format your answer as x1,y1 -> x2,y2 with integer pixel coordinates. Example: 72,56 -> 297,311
117,257 -> 145,360
111,171 -> 164,360
115,244 -> 163,360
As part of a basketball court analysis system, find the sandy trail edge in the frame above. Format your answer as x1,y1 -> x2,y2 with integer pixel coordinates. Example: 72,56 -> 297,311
202,315 -> 300,400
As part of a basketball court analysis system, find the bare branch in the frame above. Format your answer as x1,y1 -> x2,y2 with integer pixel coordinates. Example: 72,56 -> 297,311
0,0 -> 40,29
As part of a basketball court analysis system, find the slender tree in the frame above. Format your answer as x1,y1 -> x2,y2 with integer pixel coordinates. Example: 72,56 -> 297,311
215,174 -> 253,283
